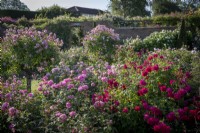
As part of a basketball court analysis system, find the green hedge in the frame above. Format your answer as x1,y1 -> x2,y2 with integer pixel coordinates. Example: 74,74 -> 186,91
0,10 -> 38,19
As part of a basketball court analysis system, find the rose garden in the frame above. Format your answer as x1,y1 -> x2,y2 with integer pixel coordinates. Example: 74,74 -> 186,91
0,6 -> 200,133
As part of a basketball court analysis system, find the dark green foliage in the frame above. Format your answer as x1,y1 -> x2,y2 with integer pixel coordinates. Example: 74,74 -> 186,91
45,18 -> 71,49
0,9 -> 37,19
112,112 -> 151,133
71,27 -> 84,47
178,19 -> 187,48
152,14 -> 181,26
177,0 -> 200,11
0,0 -> 30,11
17,16 -> 33,27
109,0 -> 150,17
152,0 -> 181,15
152,0 -> 200,15
33,17 -> 85,49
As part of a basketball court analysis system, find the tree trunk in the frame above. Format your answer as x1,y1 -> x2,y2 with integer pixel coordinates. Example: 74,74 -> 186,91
26,74 -> 32,92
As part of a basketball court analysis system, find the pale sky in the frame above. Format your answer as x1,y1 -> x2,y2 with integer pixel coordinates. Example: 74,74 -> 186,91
20,0 -> 110,11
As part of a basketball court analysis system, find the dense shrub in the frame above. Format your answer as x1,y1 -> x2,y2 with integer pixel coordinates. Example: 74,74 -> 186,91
42,17 -> 71,49
16,16 -> 33,27
71,27 -> 84,47
0,76 -> 44,132
123,36 -> 145,52
123,30 -> 181,52
36,61 -> 113,132
153,14 -> 181,26
36,5 -> 69,19
143,30 -> 180,50
31,18 -> 49,27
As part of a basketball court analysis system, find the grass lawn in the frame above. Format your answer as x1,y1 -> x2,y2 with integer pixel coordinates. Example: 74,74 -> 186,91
31,80 -> 40,92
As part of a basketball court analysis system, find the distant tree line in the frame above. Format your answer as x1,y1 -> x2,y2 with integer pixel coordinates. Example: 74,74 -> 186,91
109,0 -> 200,17
0,0 -> 200,18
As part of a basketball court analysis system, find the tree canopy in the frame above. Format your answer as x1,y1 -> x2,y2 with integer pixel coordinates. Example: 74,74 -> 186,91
151,0 -> 200,15
109,0 -> 200,17
152,0 -> 181,15
36,5 -> 69,19
0,0 -> 30,11
109,0 -> 150,17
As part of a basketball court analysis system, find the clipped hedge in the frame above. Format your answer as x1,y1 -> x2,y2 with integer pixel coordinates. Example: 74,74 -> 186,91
0,10 -> 38,19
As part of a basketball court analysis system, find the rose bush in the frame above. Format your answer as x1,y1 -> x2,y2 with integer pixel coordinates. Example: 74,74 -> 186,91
97,51 -> 199,133
0,76 -> 44,132
37,61 -> 113,132
83,25 -> 120,63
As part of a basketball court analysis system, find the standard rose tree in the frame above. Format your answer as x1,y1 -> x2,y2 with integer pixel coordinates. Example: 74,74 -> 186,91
1,27 -> 62,91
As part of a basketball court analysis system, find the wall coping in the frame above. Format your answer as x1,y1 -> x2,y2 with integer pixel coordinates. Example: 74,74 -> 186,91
117,26 -> 177,30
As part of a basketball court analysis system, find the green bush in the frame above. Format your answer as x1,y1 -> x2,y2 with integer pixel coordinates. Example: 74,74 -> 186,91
186,9 -> 200,28
71,27 -> 84,47
123,37 -> 144,51
17,16 -> 33,27
36,5 -> 69,19
45,18 -> 71,49
153,14 -> 181,26
122,30 -> 180,52
143,30 -> 180,50
32,18 -> 49,26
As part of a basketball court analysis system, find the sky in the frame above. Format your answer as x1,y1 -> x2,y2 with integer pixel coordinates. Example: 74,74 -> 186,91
20,0 -> 110,11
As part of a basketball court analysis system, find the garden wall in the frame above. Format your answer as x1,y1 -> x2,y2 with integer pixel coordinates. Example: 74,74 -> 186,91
80,21 -> 176,39
115,26 -> 176,39
0,21 -> 176,39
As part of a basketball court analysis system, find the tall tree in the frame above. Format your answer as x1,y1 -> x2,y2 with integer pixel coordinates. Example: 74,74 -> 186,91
109,0 -> 150,17
36,5 -> 69,18
177,0 -> 200,11
151,0 -> 200,15
0,0 -> 29,11
152,0 -> 181,15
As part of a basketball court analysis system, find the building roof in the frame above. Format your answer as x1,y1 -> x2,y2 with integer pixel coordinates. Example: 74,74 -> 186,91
67,6 -> 104,15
